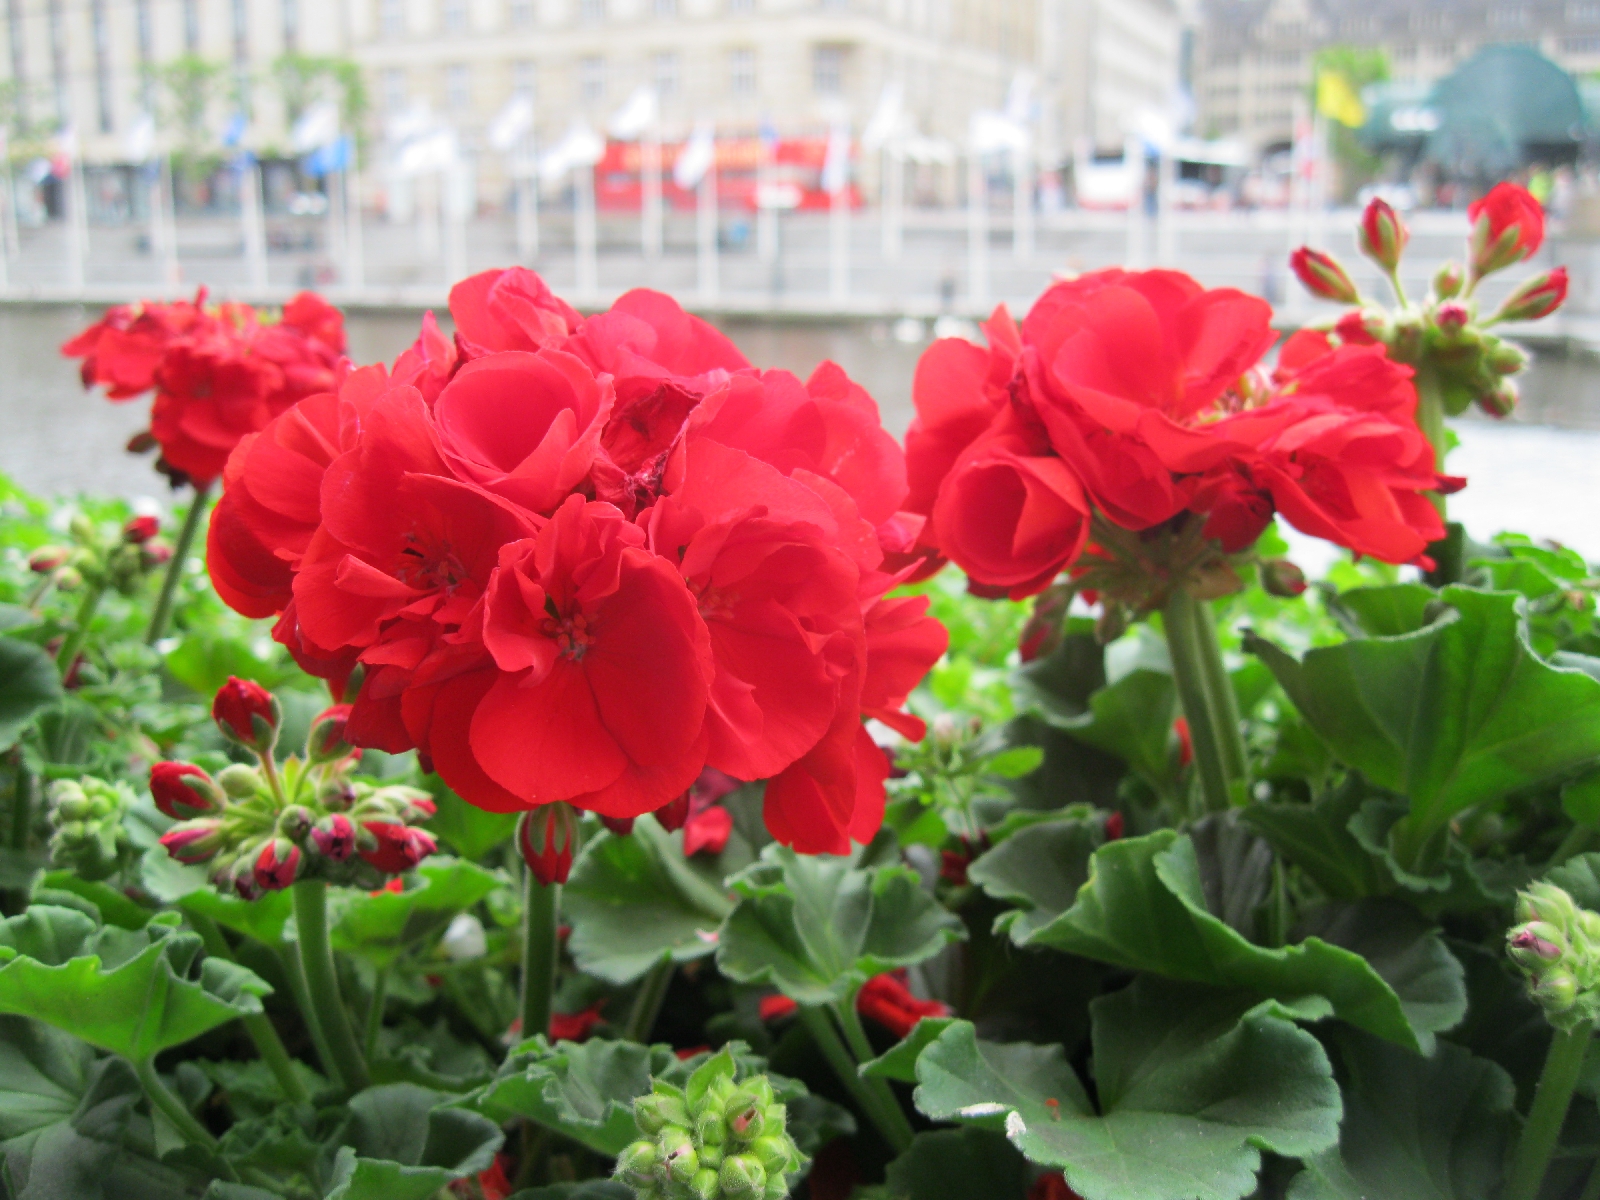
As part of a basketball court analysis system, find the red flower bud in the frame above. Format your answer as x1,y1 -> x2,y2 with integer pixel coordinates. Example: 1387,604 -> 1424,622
683,804 -> 733,858
254,838 -> 302,891
311,812 -> 356,861
1334,308 -> 1387,345
1477,381 -> 1518,419
1260,558 -> 1308,598
1492,267 -> 1568,324
759,993 -> 799,1022
1358,197 -> 1409,272
1434,301 -> 1470,336
123,515 -> 160,544
159,819 -> 224,864
1468,182 -> 1545,277
360,820 -> 437,874
27,546 -> 69,573
212,676 -> 279,753
140,539 -> 173,567
653,791 -> 691,833
149,761 -> 223,821
306,703 -> 354,763
1433,260 -> 1464,299
856,971 -> 951,1040
1289,247 -> 1360,304
1174,716 -> 1193,769
1104,811 -> 1124,840
517,803 -> 577,886
600,815 -> 636,836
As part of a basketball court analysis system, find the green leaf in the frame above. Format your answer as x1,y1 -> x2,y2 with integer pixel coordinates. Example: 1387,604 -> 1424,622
0,1015 -> 95,1149
1324,584 -> 1438,638
506,1185 -> 633,1199
161,632 -> 290,699
422,779 -> 519,862
325,1083 -> 504,1200
35,872 -> 150,931
1011,832 -> 1462,1052
985,747 -> 1044,780
913,979 -> 1341,1200
467,1036 -> 666,1157
883,1128 -> 1032,1200
1243,782 -> 1394,901
0,906 -> 271,1060
967,818 -> 1103,943
1562,770 -> 1600,829
1246,588 -> 1600,855
1288,1029 -> 1515,1200
716,844 -> 966,1006
1547,852 -> 1600,912
565,820 -> 738,985
331,857 -> 505,968
860,1017 -> 960,1083
0,639 -> 63,750
141,846 -> 296,947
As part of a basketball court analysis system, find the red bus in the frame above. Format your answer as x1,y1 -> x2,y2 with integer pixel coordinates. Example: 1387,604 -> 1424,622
593,135 -> 862,212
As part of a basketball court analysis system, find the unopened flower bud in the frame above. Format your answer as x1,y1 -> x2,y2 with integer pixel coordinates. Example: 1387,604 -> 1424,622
1477,381 -> 1518,419
1433,260 -> 1464,299
123,515 -> 160,544
149,761 -> 224,821
1509,926 -> 1564,963
306,703 -> 354,764
310,812 -> 356,861
615,1140 -> 658,1186
1433,301 -> 1470,336
254,838 -> 301,891
217,763 -> 263,799
52,566 -> 83,591
1094,603 -> 1127,645
691,1166 -> 721,1200
517,803 -> 577,886
1358,196 -> 1409,272
212,676 -> 280,754
359,820 -> 437,874
721,1154 -> 766,1196
1486,339 -> 1530,376
1334,307 -> 1391,345
28,546 -> 68,573
228,854 -> 264,900
601,815 -> 636,836
1493,267 -> 1569,324
654,792 -> 691,833
277,805 -> 316,841
1289,246 -> 1360,304
139,539 -> 173,568
1260,559 -> 1308,598
68,513 -> 95,542
160,818 -> 225,864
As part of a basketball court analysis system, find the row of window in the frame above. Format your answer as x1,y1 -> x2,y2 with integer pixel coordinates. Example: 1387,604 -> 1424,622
378,0 -> 853,37
383,42 -> 843,112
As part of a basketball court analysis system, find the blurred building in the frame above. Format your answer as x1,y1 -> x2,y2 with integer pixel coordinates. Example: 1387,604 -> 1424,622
1196,0 -> 1600,152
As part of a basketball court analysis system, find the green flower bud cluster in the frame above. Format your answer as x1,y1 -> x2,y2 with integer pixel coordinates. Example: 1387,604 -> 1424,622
616,1059 -> 803,1200
28,511 -> 171,602
47,777 -> 137,882
1410,294 -> 1525,420
1507,882 -> 1600,1032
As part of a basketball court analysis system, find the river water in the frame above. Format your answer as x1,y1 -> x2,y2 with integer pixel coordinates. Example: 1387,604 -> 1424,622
2,304 -> 1597,561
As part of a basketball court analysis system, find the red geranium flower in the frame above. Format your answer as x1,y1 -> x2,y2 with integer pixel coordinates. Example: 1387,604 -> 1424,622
1469,181 -> 1545,276
856,971 -> 951,1039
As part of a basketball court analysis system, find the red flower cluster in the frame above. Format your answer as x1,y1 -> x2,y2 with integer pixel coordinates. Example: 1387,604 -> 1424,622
906,268 -> 1457,597
62,290 -> 346,485
208,268 -> 947,854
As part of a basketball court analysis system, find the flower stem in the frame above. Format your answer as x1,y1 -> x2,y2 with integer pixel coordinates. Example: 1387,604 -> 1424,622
1163,588 -> 1234,815
1506,1023 -> 1593,1200
835,998 -> 918,1152
520,872 -> 560,1044
624,960 -> 674,1044
278,942 -> 337,1083
9,756 -> 31,853
186,910 -> 310,1105
798,1004 -> 913,1154
1411,363 -> 1448,520
145,479 -> 213,645
291,879 -> 370,1094
134,1055 -> 220,1153
55,579 -> 108,676
1193,599 -> 1248,784
364,964 -> 390,1062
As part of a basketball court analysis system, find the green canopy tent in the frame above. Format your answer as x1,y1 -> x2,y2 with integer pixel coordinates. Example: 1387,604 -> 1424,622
1359,45 -> 1586,178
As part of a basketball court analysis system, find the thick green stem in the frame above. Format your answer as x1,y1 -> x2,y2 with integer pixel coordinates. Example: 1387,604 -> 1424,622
145,480 -> 213,645
134,1055 -> 220,1152
1412,364 -> 1448,520
798,1004 -> 913,1154
1507,1024 -> 1592,1200
1163,589 -> 1233,815
9,758 -> 31,852
291,880 -> 370,1094
278,943 -> 337,1082
1193,600 -> 1248,784
520,873 -> 560,1044
186,911 -> 310,1105
55,580 -> 108,676
363,965 -> 389,1062
624,960 -> 674,1044
835,998 -> 918,1152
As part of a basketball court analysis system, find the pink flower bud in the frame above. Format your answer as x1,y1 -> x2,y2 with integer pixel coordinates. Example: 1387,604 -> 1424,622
1511,928 -> 1563,962
360,820 -> 437,874
159,819 -> 224,864
149,761 -> 223,821
1434,301 -> 1470,336
1478,381 -> 1518,419
1260,559 -> 1308,598
1289,247 -> 1360,304
517,803 -> 577,886
311,813 -> 356,861
254,838 -> 301,891
653,792 -> 691,833
123,515 -> 160,544
140,539 -> 173,567
1492,267 -> 1568,324
27,546 -> 69,574
212,676 -> 279,753
1358,197 -> 1409,272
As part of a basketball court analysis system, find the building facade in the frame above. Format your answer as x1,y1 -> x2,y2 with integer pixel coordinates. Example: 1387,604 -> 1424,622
1197,0 -> 1600,152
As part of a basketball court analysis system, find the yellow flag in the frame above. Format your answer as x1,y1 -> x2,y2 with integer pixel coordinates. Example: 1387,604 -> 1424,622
1316,69 -> 1366,128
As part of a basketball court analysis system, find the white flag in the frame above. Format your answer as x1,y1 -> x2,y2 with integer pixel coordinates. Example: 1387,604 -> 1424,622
291,100 -> 340,153
861,82 -> 903,151
821,123 -> 851,195
489,95 -> 535,152
673,121 -> 715,189
124,112 -> 156,163
608,86 -> 658,140
539,122 -> 604,182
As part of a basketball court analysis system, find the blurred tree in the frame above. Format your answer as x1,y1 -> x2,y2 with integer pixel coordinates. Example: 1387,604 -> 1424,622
272,54 -> 370,159
1313,46 -> 1391,201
